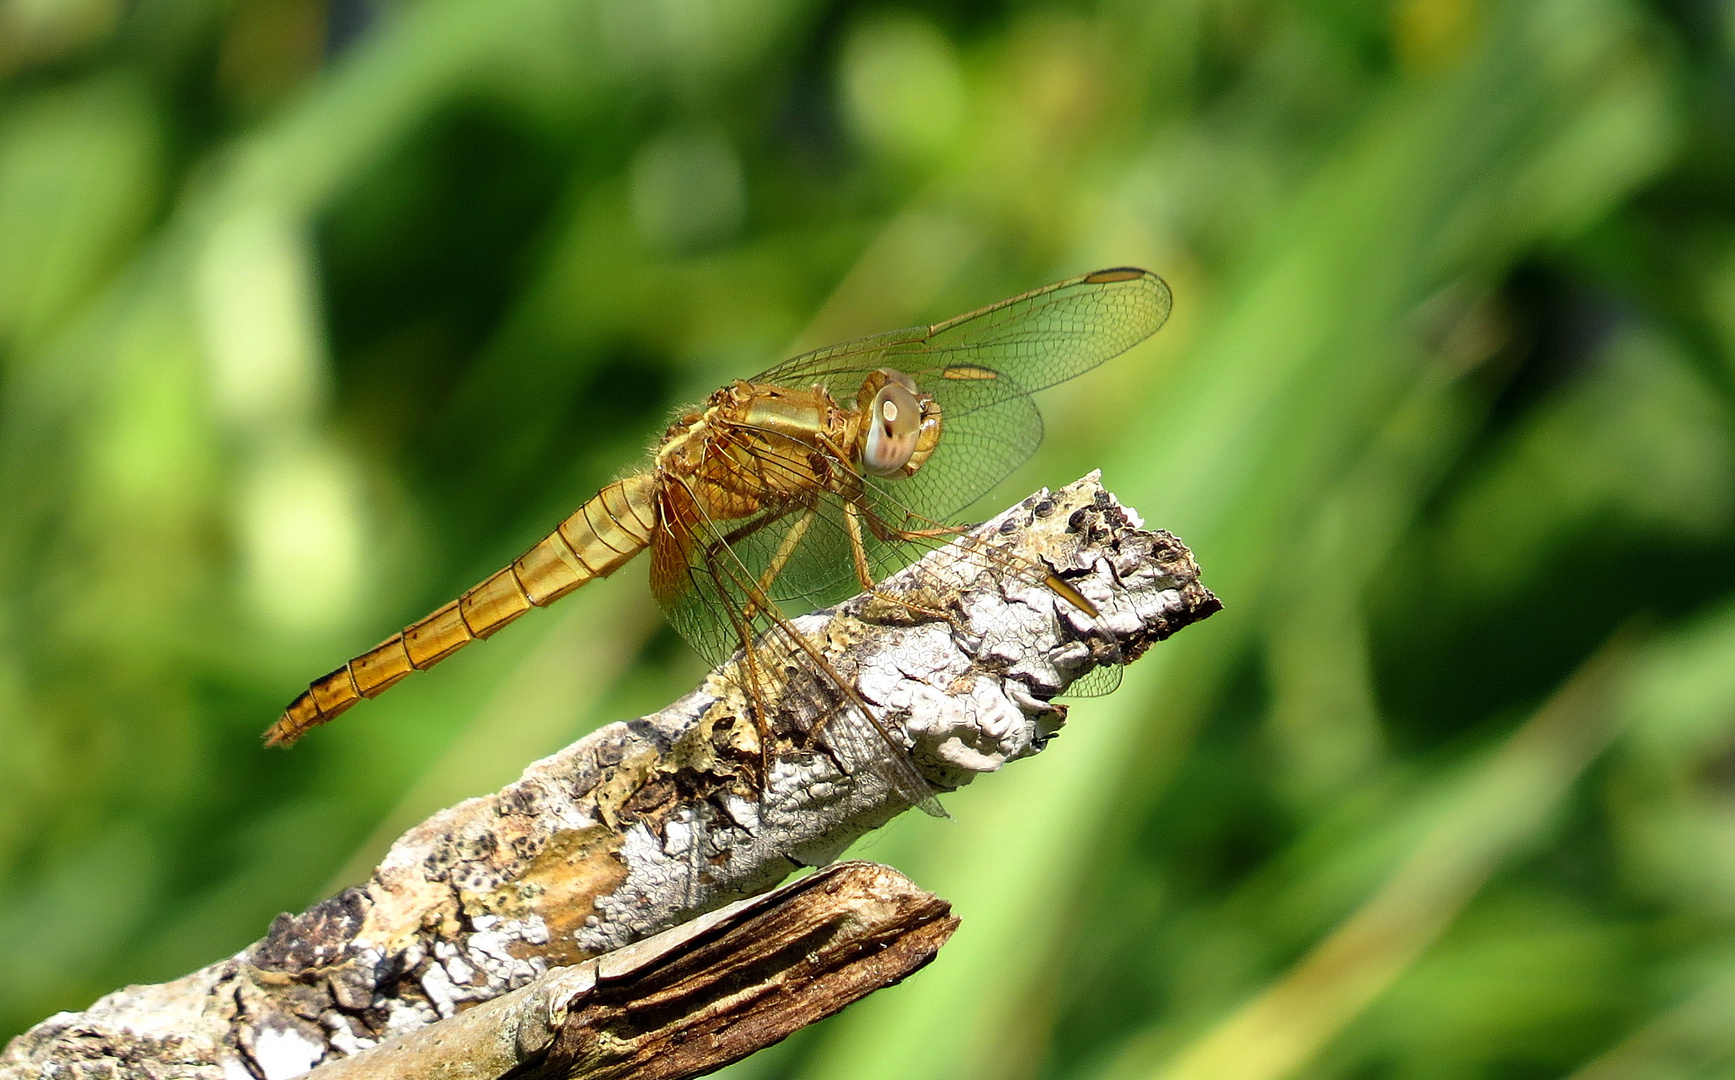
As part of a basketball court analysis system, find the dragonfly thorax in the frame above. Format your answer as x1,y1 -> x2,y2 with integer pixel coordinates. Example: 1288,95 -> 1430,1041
734,381 -> 838,441
649,381 -> 848,523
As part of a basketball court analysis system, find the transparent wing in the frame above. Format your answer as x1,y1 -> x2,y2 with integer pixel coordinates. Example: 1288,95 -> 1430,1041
753,268 -> 1169,521
1062,664 -> 1123,698
649,483 -> 771,668
754,267 -> 1171,407
879,376 -> 1044,523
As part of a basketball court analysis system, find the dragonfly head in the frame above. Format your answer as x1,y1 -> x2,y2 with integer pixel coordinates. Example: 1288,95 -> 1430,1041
856,368 -> 942,479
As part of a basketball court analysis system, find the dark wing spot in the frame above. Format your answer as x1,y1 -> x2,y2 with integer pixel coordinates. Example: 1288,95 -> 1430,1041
1082,267 -> 1149,284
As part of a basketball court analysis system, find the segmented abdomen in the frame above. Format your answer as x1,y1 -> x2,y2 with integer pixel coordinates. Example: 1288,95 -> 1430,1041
265,472 -> 659,746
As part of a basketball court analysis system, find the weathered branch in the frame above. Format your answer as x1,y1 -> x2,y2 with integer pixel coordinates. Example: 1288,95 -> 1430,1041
304,861 -> 958,1080
1,472 -> 1219,1079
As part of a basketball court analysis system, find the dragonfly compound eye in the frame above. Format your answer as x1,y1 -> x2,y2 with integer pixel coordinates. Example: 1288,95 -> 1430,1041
862,381 -> 924,477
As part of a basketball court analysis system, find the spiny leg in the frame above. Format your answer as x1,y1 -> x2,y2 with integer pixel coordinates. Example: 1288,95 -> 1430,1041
664,474 -> 787,788
816,431 -> 1096,618
703,513 -> 854,757
839,497 -> 961,625
714,508 -> 824,776
842,500 -> 876,592
743,507 -> 815,624
862,508 -> 966,544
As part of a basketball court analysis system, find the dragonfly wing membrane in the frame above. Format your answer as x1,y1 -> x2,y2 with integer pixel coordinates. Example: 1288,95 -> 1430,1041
752,268 -> 1171,406
916,266 -> 1172,401
747,267 -> 1167,522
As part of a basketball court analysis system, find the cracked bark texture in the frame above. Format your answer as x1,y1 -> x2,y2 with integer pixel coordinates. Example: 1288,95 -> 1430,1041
1,472 -> 1220,1080
302,861 -> 958,1080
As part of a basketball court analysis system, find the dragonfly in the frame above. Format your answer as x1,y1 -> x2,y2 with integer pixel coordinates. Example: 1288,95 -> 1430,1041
266,267 -> 1172,812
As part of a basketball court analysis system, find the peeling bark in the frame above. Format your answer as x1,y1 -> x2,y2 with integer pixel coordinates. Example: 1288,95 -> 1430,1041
302,861 -> 958,1080
1,473 -> 1219,1080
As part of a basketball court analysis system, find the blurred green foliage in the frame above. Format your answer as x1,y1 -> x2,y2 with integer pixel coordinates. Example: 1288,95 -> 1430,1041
3,0 -> 1735,1077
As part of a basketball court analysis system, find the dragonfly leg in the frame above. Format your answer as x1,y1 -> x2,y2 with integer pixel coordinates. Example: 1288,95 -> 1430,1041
865,516 -> 966,544
837,500 -> 967,631
742,508 -> 815,624
842,501 -> 876,592
812,432 -> 907,590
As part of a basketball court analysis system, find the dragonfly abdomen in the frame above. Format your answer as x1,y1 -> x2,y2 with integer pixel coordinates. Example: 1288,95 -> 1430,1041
265,473 -> 658,746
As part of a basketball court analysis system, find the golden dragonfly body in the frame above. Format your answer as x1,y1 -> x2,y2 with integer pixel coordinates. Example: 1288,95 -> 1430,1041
267,267 -> 1172,804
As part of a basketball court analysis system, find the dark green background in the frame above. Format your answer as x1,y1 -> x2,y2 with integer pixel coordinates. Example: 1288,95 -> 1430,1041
5,0 -> 1735,1077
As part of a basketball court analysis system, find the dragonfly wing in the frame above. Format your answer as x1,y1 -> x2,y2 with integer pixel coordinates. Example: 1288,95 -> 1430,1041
649,452 -> 871,660
649,484 -> 766,668
1062,663 -> 1123,698
913,266 -> 1172,401
752,268 -> 1168,520
752,267 -> 1171,403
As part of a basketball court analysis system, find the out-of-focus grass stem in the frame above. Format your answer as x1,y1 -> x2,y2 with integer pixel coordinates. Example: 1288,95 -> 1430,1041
1135,633 -> 1636,1080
